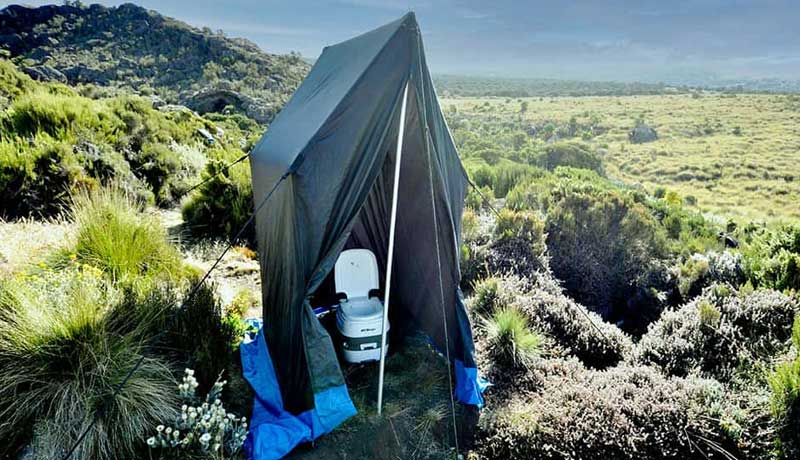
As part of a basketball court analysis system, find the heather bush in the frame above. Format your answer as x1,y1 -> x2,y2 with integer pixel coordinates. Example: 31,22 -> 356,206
478,363 -> 745,460
485,209 -> 548,280
635,287 -> 798,380
181,155 -> 254,243
544,172 -> 670,331
512,273 -> 632,369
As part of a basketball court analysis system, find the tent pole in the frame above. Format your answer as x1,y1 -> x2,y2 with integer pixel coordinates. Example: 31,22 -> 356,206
377,80 -> 410,415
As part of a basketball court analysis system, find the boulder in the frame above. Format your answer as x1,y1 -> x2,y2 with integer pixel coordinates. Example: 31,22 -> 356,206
183,87 -> 275,124
21,64 -> 66,83
61,64 -> 113,85
629,122 -> 658,144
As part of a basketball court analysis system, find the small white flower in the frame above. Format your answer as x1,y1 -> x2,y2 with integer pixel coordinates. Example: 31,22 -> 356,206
147,437 -> 156,447
200,433 -> 212,443
156,425 -> 164,432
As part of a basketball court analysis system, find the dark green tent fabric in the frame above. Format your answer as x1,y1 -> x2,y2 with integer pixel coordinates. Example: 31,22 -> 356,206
249,12 -> 479,415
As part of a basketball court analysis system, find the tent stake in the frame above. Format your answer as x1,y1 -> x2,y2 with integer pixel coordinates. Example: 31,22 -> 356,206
377,80 -> 410,415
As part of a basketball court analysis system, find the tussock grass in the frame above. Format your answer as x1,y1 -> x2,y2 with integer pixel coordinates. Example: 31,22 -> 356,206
482,306 -> 543,369
67,186 -> 186,286
0,270 -> 177,459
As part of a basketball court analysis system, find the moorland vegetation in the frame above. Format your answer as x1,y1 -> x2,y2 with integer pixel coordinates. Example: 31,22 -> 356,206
0,4 -> 798,459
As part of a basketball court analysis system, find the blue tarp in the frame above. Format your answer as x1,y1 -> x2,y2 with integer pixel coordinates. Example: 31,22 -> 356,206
240,329 -> 357,460
455,360 -> 491,408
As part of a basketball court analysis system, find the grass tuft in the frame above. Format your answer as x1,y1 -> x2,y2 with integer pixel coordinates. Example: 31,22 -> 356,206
483,306 -> 543,369
67,186 -> 185,286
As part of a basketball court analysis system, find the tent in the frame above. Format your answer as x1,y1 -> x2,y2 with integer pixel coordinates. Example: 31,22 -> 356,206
244,12 -> 484,448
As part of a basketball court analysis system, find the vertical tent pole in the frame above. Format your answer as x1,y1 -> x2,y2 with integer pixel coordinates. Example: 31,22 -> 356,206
377,80 -> 410,415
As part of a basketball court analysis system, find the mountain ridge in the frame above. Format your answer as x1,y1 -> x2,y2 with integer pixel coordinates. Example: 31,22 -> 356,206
0,2 -> 311,122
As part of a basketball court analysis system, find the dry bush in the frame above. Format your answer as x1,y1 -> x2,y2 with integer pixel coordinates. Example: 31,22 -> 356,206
635,286 -> 798,380
508,273 -> 633,369
477,363 -> 764,460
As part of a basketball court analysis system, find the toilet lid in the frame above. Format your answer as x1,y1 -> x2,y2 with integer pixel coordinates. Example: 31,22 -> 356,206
334,249 -> 379,299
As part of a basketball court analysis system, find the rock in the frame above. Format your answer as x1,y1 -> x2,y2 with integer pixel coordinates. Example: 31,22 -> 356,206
21,64 -> 67,83
183,87 -> 275,124
629,122 -> 658,144
159,104 -> 191,113
197,128 -> 215,144
61,64 -> 113,85
149,95 -> 166,109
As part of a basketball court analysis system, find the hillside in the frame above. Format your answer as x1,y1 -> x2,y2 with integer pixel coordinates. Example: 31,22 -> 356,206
0,2 -> 310,123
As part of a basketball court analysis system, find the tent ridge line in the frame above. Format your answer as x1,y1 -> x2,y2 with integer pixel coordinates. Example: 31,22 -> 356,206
287,15 -> 415,176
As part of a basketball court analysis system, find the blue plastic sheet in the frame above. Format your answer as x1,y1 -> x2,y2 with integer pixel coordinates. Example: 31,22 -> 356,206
240,329 -> 356,460
454,360 -> 491,408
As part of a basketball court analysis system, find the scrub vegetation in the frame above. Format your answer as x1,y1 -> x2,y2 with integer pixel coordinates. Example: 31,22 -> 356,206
1,3 -> 800,460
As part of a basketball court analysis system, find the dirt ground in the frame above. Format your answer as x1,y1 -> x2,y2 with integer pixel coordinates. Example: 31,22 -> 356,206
288,333 -> 474,460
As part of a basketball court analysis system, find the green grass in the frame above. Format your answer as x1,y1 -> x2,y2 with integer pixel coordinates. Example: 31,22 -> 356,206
482,306 -> 544,369
444,93 -> 800,223
66,186 -> 187,287
0,268 -> 178,459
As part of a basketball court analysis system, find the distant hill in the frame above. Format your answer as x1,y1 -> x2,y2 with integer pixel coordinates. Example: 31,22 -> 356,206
0,2 -> 311,122
433,74 -> 692,98
434,74 -> 800,98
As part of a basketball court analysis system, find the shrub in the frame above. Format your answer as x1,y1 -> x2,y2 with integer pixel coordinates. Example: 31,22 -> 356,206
0,269 -> 177,460
514,273 -> 632,369
0,135 -> 85,217
465,184 -> 493,211
494,208 -> 545,244
740,224 -> 800,293
487,209 -> 548,280
769,316 -> 800,459
146,369 -> 248,458
182,156 -> 254,243
676,253 -> 710,300
535,141 -> 604,175
461,207 -> 481,243
66,186 -> 186,287
544,175 -> 669,331
478,363 -> 745,460
635,288 -> 798,380
492,162 -> 542,198
482,306 -> 543,369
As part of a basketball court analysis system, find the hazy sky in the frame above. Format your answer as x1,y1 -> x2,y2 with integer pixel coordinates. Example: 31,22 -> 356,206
7,0 -> 800,82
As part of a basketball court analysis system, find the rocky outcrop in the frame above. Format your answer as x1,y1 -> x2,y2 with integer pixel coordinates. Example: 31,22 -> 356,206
183,88 -> 276,124
20,65 -> 66,83
629,122 -> 658,144
0,2 -> 309,122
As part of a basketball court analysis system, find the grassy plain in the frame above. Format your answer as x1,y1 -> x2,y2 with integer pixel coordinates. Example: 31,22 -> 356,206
443,93 -> 800,223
